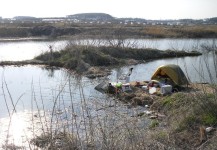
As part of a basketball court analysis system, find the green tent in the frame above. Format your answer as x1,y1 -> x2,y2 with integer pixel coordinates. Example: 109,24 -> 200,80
151,64 -> 189,86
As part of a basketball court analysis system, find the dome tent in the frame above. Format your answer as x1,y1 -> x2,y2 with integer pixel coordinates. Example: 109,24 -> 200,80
151,64 -> 189,86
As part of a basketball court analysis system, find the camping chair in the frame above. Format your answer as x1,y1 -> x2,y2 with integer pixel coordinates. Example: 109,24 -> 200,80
118,68 -> 133,83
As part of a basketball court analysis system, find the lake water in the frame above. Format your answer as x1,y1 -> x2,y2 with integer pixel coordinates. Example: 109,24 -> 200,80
0,38 -> 216,147
0,65 -> 146,147
0,38 -> 215,61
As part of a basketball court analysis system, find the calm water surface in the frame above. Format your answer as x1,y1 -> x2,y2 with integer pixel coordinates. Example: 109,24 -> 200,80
0,65 -> 146,147
0,40 -> 67,61
0,38 -> 215,61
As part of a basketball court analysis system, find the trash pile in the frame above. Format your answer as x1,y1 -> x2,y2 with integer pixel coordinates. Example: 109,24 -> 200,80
95,64 -> 189,96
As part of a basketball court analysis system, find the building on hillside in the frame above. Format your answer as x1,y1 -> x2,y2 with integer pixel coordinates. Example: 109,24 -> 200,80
13,16 -> 41,23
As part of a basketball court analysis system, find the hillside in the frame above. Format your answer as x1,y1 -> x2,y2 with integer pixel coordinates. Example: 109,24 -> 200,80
66,13 -> 114,21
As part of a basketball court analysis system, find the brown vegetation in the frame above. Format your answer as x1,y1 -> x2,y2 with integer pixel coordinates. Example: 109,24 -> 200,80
1,22 -> 217,38
32,45 -> 201,77
149,83 -> 217,149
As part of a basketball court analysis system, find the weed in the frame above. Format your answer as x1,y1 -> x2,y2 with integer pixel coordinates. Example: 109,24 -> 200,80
157,131 -> 168,140
149,120 -> 159,129
162,96 -> 174,106
201,113 -> 217,125
176,116 -> 197,132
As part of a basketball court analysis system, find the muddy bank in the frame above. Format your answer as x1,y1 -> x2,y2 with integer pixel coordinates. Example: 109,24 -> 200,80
0,60 -> 45,66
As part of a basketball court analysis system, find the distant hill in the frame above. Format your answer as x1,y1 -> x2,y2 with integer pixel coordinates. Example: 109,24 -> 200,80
1,13 -> 216,25
67,13 -> 114,21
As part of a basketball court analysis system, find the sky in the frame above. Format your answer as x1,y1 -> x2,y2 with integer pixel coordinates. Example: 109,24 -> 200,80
0,0 -> 217,20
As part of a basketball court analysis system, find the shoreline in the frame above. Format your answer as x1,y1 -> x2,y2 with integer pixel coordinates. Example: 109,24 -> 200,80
0,37 -> 50,42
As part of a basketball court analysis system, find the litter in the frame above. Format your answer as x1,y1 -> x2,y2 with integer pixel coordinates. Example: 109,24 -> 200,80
145,105 -> 149,108
160,85 -> 172,94
94,64 -> 189,97
149,87 -> 157,94
206,127 -> 214,133
122,83 -> 132,92
142,85 -> 148,90
145,110 -> 154,115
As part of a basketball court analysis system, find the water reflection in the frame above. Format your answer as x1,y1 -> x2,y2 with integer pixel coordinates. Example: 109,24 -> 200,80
0,65 -> 148,147
0,40 -> 67,61
0,38 -> 215,61
0,110 -> 47,148
109,55 -> 217,84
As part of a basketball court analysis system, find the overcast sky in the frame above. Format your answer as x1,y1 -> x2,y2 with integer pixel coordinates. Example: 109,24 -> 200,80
0,0 -> 217,19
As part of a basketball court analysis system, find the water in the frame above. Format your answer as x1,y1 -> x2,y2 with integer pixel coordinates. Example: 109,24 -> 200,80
117,38 -> 213,51
0,38 -> 216,147
0,66 -> 146,147
0,38 -> 215,61
0,40 -> 67,61
110,54 -> 217,83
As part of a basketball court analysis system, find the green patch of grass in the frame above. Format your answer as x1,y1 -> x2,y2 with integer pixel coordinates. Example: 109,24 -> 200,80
149,120 -> 159,129
201,113 -> 217,125
206,93 -> 216,99
162,93 -> 187,108
162,96 -> 174,106
176,116 -> 197,132
154,131 -> 168,142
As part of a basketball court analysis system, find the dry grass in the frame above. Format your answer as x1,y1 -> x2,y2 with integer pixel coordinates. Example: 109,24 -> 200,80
1,23 -> 217,38
149,83 -> 217,149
